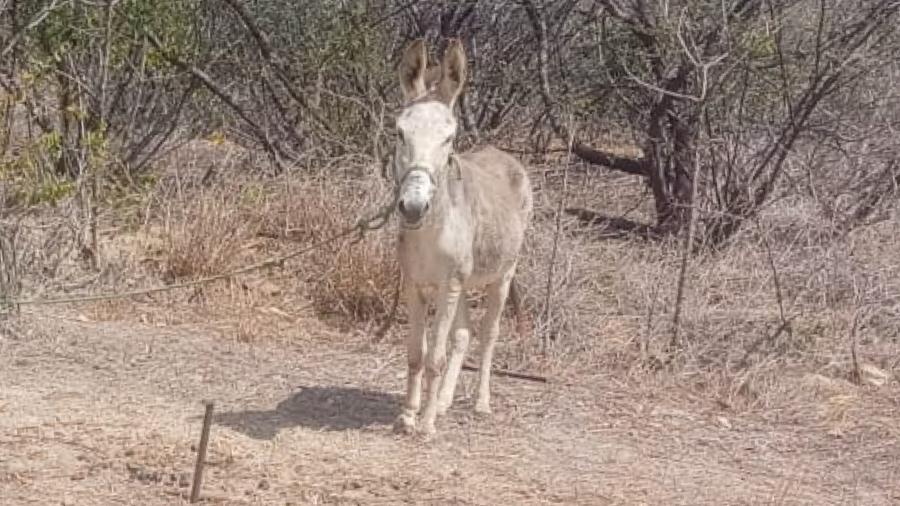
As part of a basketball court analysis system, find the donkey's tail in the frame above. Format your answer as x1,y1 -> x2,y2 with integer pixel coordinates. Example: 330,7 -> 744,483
507,277 -> 532,337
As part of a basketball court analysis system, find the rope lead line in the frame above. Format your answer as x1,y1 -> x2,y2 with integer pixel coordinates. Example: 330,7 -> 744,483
7,191 -> 399,308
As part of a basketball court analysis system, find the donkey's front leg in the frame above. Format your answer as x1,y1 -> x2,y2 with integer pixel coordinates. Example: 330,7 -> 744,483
394,286 -> 427,434
436,298 -> 470,415
419,277 -> 463,435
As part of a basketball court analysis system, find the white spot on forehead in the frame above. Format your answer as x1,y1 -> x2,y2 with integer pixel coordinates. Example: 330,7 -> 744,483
397,101 -> 456,136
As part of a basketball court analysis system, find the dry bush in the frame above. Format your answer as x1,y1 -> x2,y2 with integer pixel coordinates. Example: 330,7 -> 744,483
144,140 -> 398,324
608,197 -> 900,409
508,151 -> 899,405
247,167 -> 398,323
160,187 -> 263,280
0,204 -> 92,298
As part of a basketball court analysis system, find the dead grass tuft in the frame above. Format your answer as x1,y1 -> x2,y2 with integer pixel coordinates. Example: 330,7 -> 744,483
160,187 -> 263,280
130,141 -> 399,326
248,173 -> 398,323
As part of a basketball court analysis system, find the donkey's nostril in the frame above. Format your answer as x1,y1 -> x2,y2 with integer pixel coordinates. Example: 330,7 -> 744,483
398,198 -> 427,222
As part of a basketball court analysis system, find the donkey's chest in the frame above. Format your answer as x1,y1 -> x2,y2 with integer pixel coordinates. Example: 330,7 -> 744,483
399,227 -> 472,276
398,223 -> 514,286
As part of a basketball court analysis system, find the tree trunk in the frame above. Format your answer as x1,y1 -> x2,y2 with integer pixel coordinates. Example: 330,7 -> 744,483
644,83 -> 698,234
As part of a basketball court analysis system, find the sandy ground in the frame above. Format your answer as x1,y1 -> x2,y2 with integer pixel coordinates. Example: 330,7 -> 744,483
1,312 -> 898,506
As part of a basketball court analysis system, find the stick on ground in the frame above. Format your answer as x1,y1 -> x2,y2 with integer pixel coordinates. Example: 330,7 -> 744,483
190,401 -> 215,503
462,362 -> 548,383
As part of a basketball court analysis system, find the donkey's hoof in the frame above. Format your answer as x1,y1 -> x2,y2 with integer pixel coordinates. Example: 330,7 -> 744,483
474,403 -> 492,418
435,401 -> 452,417
393,413 -> 417,435
418,421 -> 437,436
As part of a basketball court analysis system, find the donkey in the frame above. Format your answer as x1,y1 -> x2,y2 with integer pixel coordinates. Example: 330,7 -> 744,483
391,39 -> 533,435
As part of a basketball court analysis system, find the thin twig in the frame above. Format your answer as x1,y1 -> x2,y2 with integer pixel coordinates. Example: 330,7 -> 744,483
372,269 -> 402,343
667,22 -> 728,352
755,216 -> 788,327
542,126 -> 574,351
849,308 -> 862,385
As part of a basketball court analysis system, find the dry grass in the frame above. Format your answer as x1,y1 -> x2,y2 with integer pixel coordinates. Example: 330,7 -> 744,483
84,141 -> 398,329
7,138 -> 900,393
160,188 -> 263,280
247,172 -> 398,323
3,137 -> 900,504
487,147 -> 900,420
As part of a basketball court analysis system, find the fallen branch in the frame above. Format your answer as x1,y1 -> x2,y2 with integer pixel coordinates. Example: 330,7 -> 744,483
565,207 -> 658,239
462,362 -> 548,383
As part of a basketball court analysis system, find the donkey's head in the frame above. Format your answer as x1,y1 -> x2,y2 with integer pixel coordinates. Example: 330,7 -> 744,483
393,39 -> 467,227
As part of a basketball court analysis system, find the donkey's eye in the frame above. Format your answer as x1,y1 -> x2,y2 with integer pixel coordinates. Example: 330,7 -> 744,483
442,136 -> 452,146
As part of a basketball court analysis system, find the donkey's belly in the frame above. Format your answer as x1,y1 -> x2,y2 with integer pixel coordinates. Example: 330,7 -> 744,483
404,265 -> 511,292
467,252 -> 518,285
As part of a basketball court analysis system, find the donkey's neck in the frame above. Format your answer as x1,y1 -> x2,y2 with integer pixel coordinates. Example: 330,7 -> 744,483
430,161 -> 455,218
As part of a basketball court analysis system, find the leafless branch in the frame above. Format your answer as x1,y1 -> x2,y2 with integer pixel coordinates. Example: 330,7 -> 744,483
143,29 -> 288,173
0,0 -> 63,59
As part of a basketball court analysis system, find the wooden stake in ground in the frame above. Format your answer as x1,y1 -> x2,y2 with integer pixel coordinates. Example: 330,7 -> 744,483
190,401 -> 215,503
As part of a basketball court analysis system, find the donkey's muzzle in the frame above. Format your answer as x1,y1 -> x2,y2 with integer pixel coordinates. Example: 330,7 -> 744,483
396,168 -> 434,225
398,199 -> 430,223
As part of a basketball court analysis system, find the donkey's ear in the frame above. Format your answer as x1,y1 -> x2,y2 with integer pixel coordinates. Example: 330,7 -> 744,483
399,39 -> 428,101
438,38 -> 467,108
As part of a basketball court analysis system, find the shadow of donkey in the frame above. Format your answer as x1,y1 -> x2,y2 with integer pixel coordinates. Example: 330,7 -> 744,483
214,385 -> 399,440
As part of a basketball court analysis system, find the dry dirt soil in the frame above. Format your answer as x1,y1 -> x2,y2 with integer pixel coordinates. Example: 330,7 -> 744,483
1,310 -> 898,506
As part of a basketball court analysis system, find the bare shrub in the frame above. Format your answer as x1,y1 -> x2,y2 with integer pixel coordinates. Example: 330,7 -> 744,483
249,170 -> 397,323
105,139 -> 398,326
160,187 -> 262,280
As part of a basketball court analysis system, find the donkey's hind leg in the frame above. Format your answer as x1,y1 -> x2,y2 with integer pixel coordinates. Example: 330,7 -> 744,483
475,269 -> 514,415
437,297 -> 471,415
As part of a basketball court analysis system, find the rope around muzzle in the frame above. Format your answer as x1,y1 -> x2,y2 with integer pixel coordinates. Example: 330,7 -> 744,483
2,183 -> 401,308
393,154 -> 461,230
